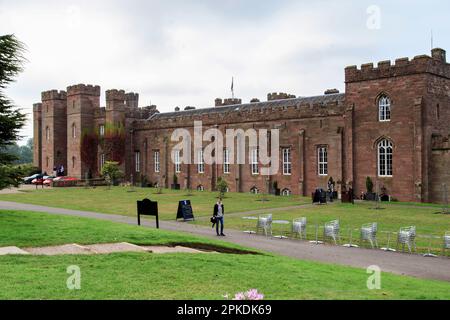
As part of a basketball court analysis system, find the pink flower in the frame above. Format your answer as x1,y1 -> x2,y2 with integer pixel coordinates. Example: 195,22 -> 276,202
233,292 -> 246,300
232,289 -> 264,300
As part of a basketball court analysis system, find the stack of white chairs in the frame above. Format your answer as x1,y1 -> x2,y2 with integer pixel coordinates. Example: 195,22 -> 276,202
323,220 -> 340,245
256,214 -> 273,237
292,218 -> 307,240
397,226 -> 417,253
360,223 -> 378,248
443,232 -> 450,255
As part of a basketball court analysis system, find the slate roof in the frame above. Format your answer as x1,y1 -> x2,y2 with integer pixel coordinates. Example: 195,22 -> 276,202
149,93 -> 345,120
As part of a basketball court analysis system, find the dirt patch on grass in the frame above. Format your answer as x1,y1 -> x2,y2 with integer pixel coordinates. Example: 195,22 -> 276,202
168,242 -> 262,255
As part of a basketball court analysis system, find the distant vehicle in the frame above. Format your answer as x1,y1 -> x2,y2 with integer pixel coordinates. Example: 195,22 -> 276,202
23,174 -> 42,184
31,177 -> 45,185
43,176 -> 56,186
52,176 -> 79,186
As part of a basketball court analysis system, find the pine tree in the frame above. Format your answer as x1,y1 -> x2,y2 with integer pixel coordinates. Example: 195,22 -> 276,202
0,34 -> 27,189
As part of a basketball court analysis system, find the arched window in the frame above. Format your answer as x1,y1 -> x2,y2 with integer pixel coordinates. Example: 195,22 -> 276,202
250,187 -> 259,194
282,188 -> 292,196
46,127 -> 50,141
378,95 -> 391,122
197,185 -> 204,191
378,139 -> 393,177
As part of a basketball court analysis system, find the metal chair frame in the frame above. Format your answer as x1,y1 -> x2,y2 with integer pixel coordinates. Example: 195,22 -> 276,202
292,218 -> 307,240
256,214 -> 273,237
396,226 -> 417,253
360,222 -> 379,249
323,220 -> 340,245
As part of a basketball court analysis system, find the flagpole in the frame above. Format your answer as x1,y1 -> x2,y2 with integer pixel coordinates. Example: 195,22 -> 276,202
231,77 -> 234,99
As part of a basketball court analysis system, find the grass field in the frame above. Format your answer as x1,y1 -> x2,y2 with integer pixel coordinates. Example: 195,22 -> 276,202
0,187 -> 308,220
1,210 -> 449,300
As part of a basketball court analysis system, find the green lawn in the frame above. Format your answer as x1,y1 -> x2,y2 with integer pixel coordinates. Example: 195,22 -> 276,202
193,202 -> 450,255
1,210 -> 449,300
0,187 -> 308,220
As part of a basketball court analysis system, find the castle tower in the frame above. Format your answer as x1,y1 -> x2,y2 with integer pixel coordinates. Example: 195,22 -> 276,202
40,90 -> 67,175
125,92 -> 139,109
345,48 -> 450,202
66,84 -> 101,178
33,103 -> 42,169
106,89 -> 126,126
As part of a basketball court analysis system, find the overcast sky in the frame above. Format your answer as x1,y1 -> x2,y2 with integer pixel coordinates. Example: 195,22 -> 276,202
1,0 -> 449,144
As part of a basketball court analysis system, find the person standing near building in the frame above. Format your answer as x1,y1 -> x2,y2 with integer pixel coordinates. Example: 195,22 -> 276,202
213,198 -> 225,237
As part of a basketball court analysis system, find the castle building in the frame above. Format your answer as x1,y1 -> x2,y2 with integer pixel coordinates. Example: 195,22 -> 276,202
33,49 -> 450,203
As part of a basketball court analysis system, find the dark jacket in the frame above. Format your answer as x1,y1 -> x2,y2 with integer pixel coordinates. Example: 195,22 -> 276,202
213,204 -> 225,217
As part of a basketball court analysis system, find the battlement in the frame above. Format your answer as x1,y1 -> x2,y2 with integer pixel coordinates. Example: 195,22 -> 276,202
125,92 -> 139,108
41,90 -> 67,101
106,89 -> 126,101
67,84 -> 101,97
33,103 -> 42,112
345,49 -> 450,83
215,98 -> 242,107
267,92 -> 296,101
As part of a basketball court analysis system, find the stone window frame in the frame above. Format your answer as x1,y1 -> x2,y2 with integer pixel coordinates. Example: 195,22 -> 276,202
250,147 -> 259,175
223,148 -> 230,174
174,150 -> 182,173
281,188 -> 292,196
99,124 -> 105,137
317,145 -> 328,176
282,147 -> 292,176
197,149 -> 205,174
71,123 -> 77,139
377,138 -> 393,177
99,153 -> 105,171
154,150 -> 160,173
377,93 -> 392,122
197,185 -> 205,192
45,126 -> 50,141
135,151 -> 141,173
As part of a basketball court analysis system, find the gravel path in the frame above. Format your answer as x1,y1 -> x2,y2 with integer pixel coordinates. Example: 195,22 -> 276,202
1,200 -> 449,282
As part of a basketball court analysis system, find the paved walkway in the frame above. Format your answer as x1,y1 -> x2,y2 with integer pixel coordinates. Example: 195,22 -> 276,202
1,200 -> 449,282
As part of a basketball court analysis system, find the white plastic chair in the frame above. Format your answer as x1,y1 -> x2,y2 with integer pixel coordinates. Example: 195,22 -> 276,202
323,220 -> 340,245
256,214 -> 273,236
292,218 -> 307,240
397,226 -> 416,253
360,223 -> 378,248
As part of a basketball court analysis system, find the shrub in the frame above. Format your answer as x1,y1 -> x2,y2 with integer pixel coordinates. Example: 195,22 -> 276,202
217,177 -> 229,198
366,177 -> 374,193
100,161 -> 123,186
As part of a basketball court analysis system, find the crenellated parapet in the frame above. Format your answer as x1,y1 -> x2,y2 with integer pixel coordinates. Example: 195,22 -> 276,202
345,49 -> 450,83
267,92 -> 296,101
106,89 -> 126,102
135,94 -> 346,130
33,103 -> 42,112
215,98 -> 242,107
41,90 -> 67,101
67,84 -> 101,97
125,92 -> 139,108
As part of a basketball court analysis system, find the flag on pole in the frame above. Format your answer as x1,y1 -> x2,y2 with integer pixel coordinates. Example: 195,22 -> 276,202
231,77 -> 234,99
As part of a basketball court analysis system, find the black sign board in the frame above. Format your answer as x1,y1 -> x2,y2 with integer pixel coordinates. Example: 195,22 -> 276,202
176,200 -> 195,221
312,189 -> 327,205
137,198 -> 159,228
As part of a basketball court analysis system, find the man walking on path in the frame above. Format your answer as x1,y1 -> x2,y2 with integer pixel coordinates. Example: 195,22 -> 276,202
213,198 -> 225,237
